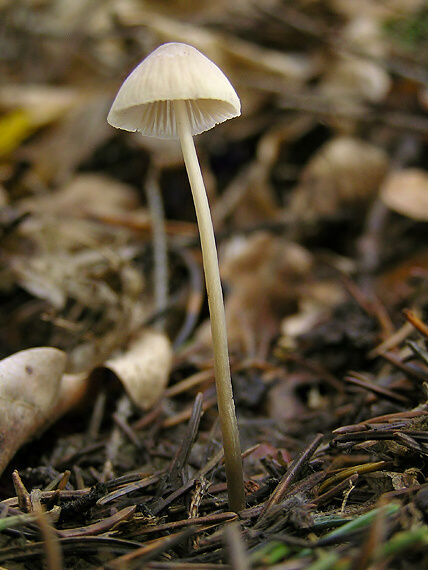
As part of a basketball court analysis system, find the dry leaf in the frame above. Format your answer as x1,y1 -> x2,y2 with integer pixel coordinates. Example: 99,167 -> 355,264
104,329 -> 172,410
0,347 -> 100,476
289,136 -> 389,224
195,232 -> 313,357
0,85 -> 83,158
341,17 -> 387,58
320,56 -> 391,105
54,371 -> 91,420
20,173 -> 140,218
0,347 -> 66,476
280,281 -> 347,341
20,93 -> 112,185
116,9 -> 315,89
380,168 -> 428,221
0,84 -> 82,128
4,173 -> 148,372
10,243 -> 142,310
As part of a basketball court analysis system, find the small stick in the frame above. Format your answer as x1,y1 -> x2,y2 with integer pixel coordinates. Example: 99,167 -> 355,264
404,308 -> 428,337
12,470 -> 31,513
257,433 -> 323,522
153,393 -> 204,508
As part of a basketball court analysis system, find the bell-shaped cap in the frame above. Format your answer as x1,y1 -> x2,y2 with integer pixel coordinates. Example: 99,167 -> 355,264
107,43 -> 241,140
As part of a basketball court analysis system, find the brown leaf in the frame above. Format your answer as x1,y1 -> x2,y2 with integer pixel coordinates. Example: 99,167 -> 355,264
103,329 -> 172,410
20,173 -> 140,218
380,168 -> 428,221
289,136 -> 389,224
199,232 -> 313,356
320,56 -> 391,105
0,347 -> 66,476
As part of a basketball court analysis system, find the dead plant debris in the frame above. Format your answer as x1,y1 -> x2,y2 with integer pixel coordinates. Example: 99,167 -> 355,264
1,0 -> 428,568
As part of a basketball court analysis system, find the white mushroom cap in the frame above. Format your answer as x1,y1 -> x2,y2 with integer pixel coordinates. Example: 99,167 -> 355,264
107,42 -> 241,140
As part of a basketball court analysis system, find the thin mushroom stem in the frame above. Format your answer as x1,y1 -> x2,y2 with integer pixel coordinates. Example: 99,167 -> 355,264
173,99 -> 245,513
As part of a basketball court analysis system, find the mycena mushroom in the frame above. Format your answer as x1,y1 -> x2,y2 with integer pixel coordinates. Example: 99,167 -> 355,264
107,43 -> 245,512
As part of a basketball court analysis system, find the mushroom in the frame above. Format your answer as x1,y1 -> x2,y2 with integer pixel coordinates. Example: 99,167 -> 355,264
107,43 -> 245,512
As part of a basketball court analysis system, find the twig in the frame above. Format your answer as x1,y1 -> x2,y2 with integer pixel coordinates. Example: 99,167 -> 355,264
257,433 -> 323,522
127,511 -> 237,539
404,309 -> 428,338
153,393 -> 204,509
12,470 -> 31,513
57,505 -> 136,538
102,527 -> 196,569
345,372 -> 410,404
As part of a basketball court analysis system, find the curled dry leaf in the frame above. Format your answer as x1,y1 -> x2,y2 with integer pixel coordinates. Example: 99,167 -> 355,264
54,372 -> 91,422
117,10 -> 314,94
104,329 -> 172,410
289,136 -> 389,224
194,232 -> 313,357
20,93 -> 112,185
10,242 -> 144,314
0,84 -> 82,128
319,56 -> 391,105
341,17 -> 387,59
0,85 -> 83,158
20,173 -> 140,218
0,348 -> 66,476
3,174 -> 149,373
280,279 -> 348,343
380,168 -> 428,221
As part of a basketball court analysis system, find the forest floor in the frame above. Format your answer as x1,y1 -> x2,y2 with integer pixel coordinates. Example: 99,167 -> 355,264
0,1 -> 428,568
